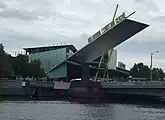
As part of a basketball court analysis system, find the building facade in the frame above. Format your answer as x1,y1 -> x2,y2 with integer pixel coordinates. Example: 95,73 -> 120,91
24,44 -> 129,80
24,45 -> 77,80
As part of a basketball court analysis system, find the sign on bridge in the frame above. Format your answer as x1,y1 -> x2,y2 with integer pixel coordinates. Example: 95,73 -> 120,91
88,13 -> 126,43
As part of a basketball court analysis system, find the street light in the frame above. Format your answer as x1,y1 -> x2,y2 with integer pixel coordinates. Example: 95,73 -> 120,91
150,50 -> 159,81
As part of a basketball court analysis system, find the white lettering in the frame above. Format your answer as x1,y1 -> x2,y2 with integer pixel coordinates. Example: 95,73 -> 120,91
88,13 -> 126,43
101,27 -> 106,34
108,21 -> 115,29
115,13 -> 126,24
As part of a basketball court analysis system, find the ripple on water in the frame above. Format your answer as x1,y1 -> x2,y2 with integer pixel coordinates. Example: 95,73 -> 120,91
0,101 -> 165,120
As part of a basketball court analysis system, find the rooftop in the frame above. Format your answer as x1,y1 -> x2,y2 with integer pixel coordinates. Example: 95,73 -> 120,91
23,44 -> 77,54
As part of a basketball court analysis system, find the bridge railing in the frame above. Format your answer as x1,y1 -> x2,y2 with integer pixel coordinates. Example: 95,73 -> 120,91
101,79 -> 165,88
29,81 -> 54,88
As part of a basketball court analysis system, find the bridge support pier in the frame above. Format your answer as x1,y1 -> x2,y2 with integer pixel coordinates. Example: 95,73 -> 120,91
81,64 -> 90,86
69,64 -> 103,100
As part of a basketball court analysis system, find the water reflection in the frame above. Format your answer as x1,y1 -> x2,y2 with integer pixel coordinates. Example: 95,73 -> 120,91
0,101 -> 165,120
81,104 -> 115,120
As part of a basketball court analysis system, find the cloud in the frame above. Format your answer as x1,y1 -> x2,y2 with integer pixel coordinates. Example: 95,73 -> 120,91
0,0 -> 52,21
0,1 -> 6,9
0,8 -> 39,21
152,15 -> 165,24
134,0 -> 159,12
117,39 -> 165,70
0,0 -> 165,71
1,26 -> 89,55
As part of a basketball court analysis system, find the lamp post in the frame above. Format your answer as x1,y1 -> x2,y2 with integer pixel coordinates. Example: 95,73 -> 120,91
150,51 -> 159,81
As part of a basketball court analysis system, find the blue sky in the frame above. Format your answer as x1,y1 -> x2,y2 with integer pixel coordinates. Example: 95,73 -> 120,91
0,0 -> 165,70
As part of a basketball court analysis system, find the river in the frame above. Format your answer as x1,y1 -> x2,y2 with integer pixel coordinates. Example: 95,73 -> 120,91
0,101 -> 165,120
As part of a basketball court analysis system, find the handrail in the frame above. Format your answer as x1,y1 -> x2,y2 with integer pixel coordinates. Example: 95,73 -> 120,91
101,80 -> 165,85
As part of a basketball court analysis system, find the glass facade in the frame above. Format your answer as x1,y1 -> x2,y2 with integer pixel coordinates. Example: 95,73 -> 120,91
66,48 -> 74,58
48,64 -> 67,79
28,48 -> 69,78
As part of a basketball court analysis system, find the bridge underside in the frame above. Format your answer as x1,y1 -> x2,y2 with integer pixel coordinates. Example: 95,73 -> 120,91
48,18 -> 149,81
50,19 -> 148,72
69,19 -> 149,64
67,62 -> 129,80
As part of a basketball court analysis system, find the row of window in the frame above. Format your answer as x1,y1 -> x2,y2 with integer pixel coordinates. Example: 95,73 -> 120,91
28,48 -> 70,73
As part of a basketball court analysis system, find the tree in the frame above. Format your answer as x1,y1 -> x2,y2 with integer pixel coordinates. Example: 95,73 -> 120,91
130,63 -> 150,78
25,59 -> 45,78
12,54 -> 29,76
0,45 -> 45,78
12,54 -> 45,78
152,68 -> 164,81
0,51 -> 13,77
130,62 -> 165,80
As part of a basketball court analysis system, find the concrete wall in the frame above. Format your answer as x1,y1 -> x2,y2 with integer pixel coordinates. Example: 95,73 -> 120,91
0,80 -> 27,95
104,88 -> 165,97
101,81 -> 165,97
0,88 -> 26,95
0,80 -> 22,88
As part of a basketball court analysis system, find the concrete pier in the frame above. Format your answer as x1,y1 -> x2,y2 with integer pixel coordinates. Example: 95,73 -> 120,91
101,80 -> 165,97
1,79 -> 165,100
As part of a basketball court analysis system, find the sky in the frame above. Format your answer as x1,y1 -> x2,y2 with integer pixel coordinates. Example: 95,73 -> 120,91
0,0 -> 165,70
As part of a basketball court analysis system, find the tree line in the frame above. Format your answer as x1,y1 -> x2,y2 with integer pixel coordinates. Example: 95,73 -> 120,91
130,63 -> 164,81
0,48 -> 45,78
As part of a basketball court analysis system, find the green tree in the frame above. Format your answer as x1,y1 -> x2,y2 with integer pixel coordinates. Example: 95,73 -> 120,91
130,62 -> 165,80
130,63 -> 150,78
12,54 -> 29,76
0,51 -> 13,77
25,59 -> 45,78
0,45 -> 45,78
152,68 -> 164,81
12,54 -> 45,78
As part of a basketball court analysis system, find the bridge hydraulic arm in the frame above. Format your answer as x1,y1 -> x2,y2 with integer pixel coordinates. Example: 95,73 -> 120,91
94,4 -> 119,81
112,4 -> 119,22
94,52 -> 105,82
103,49 -> 114,78
102,4 -> 119,79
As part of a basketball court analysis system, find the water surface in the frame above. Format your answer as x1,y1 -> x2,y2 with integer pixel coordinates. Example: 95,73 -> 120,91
0,101 -> 165,120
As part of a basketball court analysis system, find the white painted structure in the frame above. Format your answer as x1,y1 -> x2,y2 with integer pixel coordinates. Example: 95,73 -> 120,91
22,82 -> 26,87
107,49 -> 117,70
